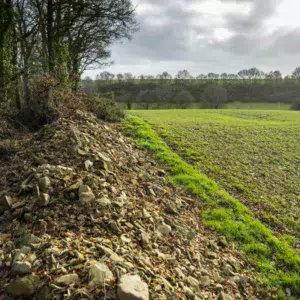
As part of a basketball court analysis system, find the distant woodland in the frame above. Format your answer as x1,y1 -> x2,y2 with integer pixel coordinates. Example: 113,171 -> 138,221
83,68 -> 300,109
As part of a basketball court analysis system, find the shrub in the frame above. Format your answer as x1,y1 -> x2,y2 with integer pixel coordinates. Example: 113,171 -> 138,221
89,94 -> 124,122
14,75 -> 88,131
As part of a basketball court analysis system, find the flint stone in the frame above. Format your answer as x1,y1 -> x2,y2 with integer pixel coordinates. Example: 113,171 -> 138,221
79,191 -> 95,204
187,276 -> 199,290
218,236 -> 228,248
96,160 -> 108,170
38,177 -> 51,192
38,193 -> 50,206
65,181 -> 83,192
79,185 -> 91,195
200,276 -> 210,287
24,234 -> 40,246
1,195 -> 13,210
117,274 -> 149,300
141,232 -> 150,249
54,274 -> 79,286
183,286 -> 195,300
99,245 -> 123,262
97,152 -> 111,163
13,246 -> 31,263
88,262 -> 114,288
97,197 -> 111,208
85,160 -> 93,171
157,223 -> 171,237
220,292 -> 233,300
12,261 -> 32,274
5,274 -> 39,298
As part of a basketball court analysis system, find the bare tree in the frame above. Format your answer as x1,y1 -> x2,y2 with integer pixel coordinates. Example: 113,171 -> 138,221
124,72 -> 134,80
176,69 -> 193,79
292,67 -> 300,80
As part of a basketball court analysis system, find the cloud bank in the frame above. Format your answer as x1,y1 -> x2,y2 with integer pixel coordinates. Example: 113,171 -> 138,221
85,0 -> 300,77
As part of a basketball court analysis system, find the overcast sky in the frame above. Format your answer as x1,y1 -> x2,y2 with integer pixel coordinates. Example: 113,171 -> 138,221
84,0 -> 300,78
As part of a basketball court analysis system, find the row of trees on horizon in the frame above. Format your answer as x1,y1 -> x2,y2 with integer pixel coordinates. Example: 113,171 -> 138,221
87,67 -> 300,82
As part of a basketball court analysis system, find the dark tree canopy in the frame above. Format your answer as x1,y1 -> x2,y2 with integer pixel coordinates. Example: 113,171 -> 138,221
204,84 -> 227,109
0,0 -> 137,106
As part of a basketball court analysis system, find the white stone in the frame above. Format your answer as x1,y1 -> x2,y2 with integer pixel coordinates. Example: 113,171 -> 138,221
85,160 -> 93,171
54,274 -> 79,286
88,262 -> 114,288
117,274 -> 149,300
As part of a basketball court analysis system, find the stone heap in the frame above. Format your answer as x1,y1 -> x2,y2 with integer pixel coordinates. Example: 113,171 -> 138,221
0,110 -> 263,299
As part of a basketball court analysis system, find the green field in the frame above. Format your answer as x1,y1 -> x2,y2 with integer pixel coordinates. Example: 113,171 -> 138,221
125,109 -> 300,295
224,102 -> 291,110
131,110 -> 300,238
117,101 -> 292,110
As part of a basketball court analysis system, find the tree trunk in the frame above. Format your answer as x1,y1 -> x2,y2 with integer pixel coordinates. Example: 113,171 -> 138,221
23,56 -> 30,106
47,0 -> 55,73
0,37 -> 4,104
0,0 -> 14,104
0,0 -> 7,103
35,0 -> 48,72
12,24 -> 21,109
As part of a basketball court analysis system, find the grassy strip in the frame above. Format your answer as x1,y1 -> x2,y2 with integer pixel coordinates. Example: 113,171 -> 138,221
124,115 -> 300,297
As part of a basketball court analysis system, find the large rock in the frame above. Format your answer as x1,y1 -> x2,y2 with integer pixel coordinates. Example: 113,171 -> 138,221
117,274 -> 149,300
5,274 -> 39,298
54,274 -> 79,286
88,262 -> 114,288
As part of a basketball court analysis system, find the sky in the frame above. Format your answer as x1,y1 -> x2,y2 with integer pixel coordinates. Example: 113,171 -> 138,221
84,0 -> 300,78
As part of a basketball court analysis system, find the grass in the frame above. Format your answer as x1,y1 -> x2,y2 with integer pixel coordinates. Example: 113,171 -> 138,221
130,110 -> 300,238
224,102 -> 291,110
124,111 -> 300,297
117,101 -> 291,110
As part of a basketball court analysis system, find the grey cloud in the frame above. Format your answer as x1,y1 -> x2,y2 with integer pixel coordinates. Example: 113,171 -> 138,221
223,0 -> 283,33
86,0 -> 300,77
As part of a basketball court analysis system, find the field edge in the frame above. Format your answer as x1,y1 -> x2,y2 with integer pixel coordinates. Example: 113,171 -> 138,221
123,115 -> 300,298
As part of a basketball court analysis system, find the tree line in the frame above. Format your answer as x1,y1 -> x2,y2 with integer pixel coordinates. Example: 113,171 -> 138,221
88,67 -> 300,82
83,66 -> 300,110
0,0 -> 137,110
